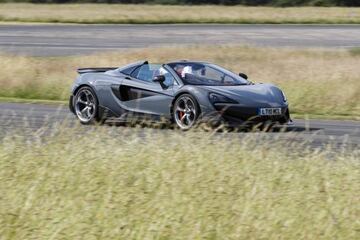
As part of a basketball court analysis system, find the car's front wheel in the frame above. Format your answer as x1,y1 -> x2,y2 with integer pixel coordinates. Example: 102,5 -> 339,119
173,94 -> 200,130
73,86 -> 100,125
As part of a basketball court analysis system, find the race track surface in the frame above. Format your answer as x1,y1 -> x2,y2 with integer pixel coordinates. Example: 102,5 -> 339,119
1,24 -> 360,56
0,102 -> 359,149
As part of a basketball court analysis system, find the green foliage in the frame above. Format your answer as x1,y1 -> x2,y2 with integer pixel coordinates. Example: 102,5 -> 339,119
349,47 -> 360,56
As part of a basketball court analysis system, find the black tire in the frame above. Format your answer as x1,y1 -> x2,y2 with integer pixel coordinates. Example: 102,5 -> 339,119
73,86 -> 101,125
172,94 -> 200,130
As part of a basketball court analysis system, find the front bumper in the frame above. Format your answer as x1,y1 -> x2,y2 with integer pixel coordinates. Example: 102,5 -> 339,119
205,104 -> 291,127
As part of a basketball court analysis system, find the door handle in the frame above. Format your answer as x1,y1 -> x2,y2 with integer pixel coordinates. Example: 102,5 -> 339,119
125,77 -> 131,80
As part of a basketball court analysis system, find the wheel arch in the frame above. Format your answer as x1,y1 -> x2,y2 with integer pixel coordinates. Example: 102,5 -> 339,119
73,84 -> 96,97
72,84 -> 101,107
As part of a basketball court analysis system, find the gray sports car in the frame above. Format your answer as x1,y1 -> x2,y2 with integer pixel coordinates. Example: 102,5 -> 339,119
69,60 -> 291,130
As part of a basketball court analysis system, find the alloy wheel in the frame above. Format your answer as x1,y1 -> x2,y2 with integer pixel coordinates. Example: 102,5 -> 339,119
174,95 -> 198,130
74,88 -> 97,123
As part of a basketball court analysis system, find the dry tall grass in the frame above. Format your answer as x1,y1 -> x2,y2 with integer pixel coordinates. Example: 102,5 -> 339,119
1,46 -> 359,118
0,126 -> 359,239
0,3 -> 360,24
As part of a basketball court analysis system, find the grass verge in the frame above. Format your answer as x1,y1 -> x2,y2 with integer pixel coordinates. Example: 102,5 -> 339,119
0,3 -> 360,24
0,97 -> 66,105
0,127 -> 359,239
1,46 -> 359,119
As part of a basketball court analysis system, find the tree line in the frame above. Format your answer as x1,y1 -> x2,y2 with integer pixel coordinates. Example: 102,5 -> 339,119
1,0 -> 359,6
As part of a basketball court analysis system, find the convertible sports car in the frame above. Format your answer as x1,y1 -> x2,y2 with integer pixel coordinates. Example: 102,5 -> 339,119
69,60 -> 291,130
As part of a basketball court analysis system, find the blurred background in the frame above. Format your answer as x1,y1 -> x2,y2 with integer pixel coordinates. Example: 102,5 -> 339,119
0,1 -> 359,239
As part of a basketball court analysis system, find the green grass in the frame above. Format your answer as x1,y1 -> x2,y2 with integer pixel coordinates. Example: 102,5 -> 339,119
0,127 -> 359,239
0,97 -> 66,105
1,3 -> 360,24
349,47 -> 360,56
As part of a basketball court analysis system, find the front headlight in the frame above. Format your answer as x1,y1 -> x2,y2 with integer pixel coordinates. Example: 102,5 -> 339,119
281,91 -> 287,102
209,93 -> 237,104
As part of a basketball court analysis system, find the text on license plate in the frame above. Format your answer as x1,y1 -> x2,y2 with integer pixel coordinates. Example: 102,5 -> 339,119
258,108 -> 282,116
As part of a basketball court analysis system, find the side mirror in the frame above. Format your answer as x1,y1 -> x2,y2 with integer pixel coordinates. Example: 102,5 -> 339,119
239,73 -> 248,80
153,75 -> 168,89
153,75 -> 166,83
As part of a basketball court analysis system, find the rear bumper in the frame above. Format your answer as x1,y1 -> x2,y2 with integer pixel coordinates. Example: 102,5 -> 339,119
204,104 -> 291,127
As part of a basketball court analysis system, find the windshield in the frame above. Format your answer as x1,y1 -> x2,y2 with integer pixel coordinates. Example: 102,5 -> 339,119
167,62 -> 249,86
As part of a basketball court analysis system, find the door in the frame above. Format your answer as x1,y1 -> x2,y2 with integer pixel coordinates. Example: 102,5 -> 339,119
116,64 -> 176,118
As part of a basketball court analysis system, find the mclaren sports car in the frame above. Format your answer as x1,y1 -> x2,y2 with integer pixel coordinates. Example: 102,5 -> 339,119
69,60 -> 291,129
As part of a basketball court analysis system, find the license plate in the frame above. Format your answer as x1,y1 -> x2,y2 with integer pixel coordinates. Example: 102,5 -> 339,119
258,108 -> 282,116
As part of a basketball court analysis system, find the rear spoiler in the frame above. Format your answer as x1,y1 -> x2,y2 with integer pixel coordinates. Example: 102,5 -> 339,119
77,67 -> 117,74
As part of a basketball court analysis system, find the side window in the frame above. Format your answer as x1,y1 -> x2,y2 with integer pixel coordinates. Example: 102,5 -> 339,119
136,65 -> 154,82
131,64 -> 176,87
120,65 -> 138,75
130,66 -> 141,79
131,64 -> 163,82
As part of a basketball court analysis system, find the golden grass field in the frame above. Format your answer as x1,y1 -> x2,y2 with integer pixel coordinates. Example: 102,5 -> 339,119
0,126 -> 359,239
0,3 -> 360,24
1,46 -> 359,119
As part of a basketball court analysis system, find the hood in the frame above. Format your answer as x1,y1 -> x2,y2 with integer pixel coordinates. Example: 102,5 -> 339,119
200,83 -> 287,108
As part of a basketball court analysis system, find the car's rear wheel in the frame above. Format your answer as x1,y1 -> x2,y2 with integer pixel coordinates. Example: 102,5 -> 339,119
73,86 -> 100,125
173,94 -> 200,130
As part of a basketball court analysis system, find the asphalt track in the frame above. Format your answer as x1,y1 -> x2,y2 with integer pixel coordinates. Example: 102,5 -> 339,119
1,24 -> 360,56
0,102 -> 359,149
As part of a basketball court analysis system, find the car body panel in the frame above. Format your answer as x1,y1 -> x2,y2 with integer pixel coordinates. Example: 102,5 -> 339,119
70,61 -> 291,126
113,76 -> 174,117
